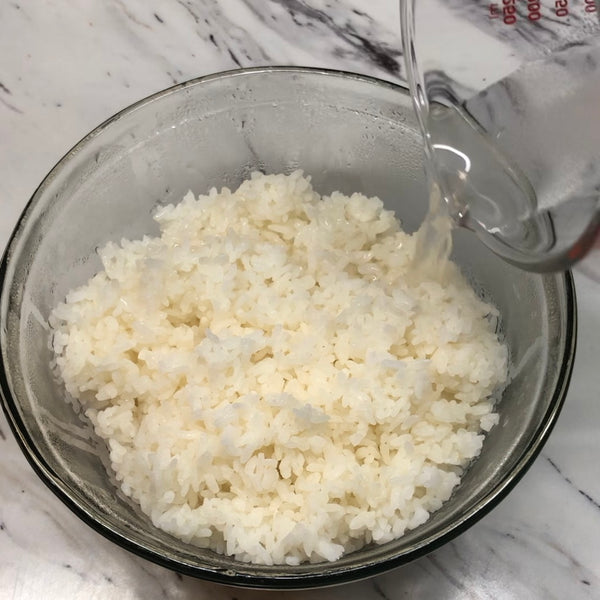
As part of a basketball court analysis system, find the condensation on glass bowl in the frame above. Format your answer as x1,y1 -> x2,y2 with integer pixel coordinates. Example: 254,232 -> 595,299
0,67 -> 576,589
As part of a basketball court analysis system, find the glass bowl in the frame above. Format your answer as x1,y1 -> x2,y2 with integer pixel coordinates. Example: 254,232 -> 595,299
0,67 -> 576,588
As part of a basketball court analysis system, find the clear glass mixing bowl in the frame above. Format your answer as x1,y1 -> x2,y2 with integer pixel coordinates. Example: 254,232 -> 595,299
0,67 -> 576,588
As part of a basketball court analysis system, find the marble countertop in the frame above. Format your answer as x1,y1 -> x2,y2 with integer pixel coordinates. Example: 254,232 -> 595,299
1,1 -> 599,598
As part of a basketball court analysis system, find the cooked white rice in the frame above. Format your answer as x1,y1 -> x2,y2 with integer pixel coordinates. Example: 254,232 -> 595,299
49,171 -> 507,565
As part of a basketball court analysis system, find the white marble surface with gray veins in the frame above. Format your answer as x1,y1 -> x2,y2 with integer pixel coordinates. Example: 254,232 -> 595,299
1,2 -> 599,599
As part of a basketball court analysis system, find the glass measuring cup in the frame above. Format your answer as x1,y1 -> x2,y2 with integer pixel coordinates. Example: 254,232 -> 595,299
400,0 -> 600,274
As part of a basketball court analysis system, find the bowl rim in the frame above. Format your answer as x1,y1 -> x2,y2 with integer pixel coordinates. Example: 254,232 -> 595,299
0,66 -> 578,589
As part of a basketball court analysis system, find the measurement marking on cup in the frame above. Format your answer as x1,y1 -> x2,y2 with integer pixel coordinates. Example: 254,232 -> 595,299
555,0 -> 569,17
489,3 -> 500,19
528,1 -> 542,21
502,0 -> 517,25
489,0 -> 596,23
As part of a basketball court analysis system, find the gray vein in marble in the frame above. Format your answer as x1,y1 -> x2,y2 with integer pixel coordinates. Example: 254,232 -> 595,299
547,456 -> 600,510
427,554 -> 480,599
371,580 -> 392,600
7,1 -> 32,31
174,0 -> 203,24
0,95 -> 23,114
173,0 -> 270,66
60,561 -> 89,583
241,0 -> 402,76
274,0 -> 400,74
114,0 -> 152,30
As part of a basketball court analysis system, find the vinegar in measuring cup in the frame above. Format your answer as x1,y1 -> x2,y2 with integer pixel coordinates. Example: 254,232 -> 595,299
401,0 -> 600,272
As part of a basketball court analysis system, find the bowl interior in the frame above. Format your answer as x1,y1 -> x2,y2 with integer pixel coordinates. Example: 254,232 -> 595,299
0,68 -> 575,587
